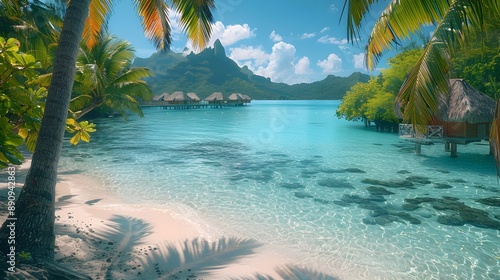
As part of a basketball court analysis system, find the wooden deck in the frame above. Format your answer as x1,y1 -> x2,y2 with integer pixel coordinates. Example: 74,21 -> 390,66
140,100 -> 250,109
398,124 -> 492,157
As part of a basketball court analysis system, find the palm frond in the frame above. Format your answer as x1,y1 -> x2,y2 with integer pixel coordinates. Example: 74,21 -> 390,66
134,0 -> 171,50
365,0 -> 451,69
364,0 -> 499,69
70,94 -> 93,112
341,0 -> 379,42
395,0 -> 499,127
82,0 -> 113,49
110,67 -> 153,86
171,0 -> 215,51
396,40 -> 450,126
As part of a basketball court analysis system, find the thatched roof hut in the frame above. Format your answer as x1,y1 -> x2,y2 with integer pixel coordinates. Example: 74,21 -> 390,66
165,91 -> 187,102
396,79 -> 495,146
241,94 -> 252,101
395,79 -> 495,124
438,79 -> 496,124
187,92 -> 201,102
228,93 -> 243,101
153,92 -> 170,101
205,92 -> 225,101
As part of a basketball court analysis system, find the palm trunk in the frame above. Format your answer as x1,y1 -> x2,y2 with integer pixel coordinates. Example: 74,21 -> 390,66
0,0 -> 91,261
75,102 -> 102,120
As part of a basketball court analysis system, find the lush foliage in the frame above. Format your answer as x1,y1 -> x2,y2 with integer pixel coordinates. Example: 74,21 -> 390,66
451,23 -> 500,99
71,35 -> 153,120
337,48 -> 423,125
0,0 -> 62,69
336,78 -> 380,123
0,37 -> 44,167
342,0 -> 500,164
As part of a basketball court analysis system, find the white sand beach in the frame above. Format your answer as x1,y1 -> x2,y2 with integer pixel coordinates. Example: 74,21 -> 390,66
1,160 -> 339,279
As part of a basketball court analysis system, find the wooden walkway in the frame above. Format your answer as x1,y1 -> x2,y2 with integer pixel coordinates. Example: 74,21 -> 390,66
140,100 -> 250,109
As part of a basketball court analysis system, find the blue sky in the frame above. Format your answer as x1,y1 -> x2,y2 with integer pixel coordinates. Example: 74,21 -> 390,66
108,0 -> 398,84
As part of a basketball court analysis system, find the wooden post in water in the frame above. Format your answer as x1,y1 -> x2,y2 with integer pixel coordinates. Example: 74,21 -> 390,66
444,141 -> 450,152
415,142 -> 422,155
450,143 -> 458,158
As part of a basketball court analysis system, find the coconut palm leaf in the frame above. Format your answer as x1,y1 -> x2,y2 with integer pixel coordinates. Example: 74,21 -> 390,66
73,35 -> 153,119
110,67 -> 153,85
83,0 -> 113,49
340,0 -> 378,42
172,0 -> 215,50
134,0 -> 172,50
396,40 -> 449,127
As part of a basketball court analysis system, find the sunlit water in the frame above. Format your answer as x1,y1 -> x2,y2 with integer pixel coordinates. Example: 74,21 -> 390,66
59,100 -> 500,279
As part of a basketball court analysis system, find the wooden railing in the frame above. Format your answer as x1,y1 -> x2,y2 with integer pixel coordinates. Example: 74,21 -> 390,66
399,124 -> 443,139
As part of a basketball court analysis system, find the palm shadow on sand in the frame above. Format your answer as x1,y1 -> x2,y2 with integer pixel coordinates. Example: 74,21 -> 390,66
231,265 -> 340,280
56,213 -> 339,279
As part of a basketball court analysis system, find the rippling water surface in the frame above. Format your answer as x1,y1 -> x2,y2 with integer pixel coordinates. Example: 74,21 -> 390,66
59,100 -> 500,279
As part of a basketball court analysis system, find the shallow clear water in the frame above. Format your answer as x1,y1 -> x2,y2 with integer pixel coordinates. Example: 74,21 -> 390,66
59,100 -> 500,279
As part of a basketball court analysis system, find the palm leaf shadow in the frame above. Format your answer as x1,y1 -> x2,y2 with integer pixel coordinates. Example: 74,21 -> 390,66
55,194 -> 78,209
275,265 -> 339,280
229,264 -> 340,280
142,237 -> 260,279
91,215 -> 153,279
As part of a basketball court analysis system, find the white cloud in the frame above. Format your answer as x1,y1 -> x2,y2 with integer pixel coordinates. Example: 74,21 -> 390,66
320,27 -> 330,33
269,30 -> 283,42
300,33 -> 316,39
209,21 -> 256,47
353,53 -> 365,69
255,42 -> 296,83
317,53 -> 342,73
184,21 -> 256,53
338,45 -> 349,51
318,35 -> 348,45
251,42 -> 316,84
330,4 -> 339,13
295,57 -> 312,74
229,45 -> 269,68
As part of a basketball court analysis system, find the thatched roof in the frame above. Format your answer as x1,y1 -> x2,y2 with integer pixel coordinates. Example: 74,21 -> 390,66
165,91 -> 187,102
205,92 -> 225,101
241,94 -> 251,101
439,79 -> 496,124
187,92 -> 201,101
153,92 -> 170,101
395,79 -> 496,124
228,93 -> 242,101
228,93 -> 251,101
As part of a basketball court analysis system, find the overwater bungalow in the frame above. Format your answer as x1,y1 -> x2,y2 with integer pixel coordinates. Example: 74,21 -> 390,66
398,79 -> 496,157
205,92 -> 226,107
153,92 -> 170,101
165,91 -> 199,105
187,92 -> 201,102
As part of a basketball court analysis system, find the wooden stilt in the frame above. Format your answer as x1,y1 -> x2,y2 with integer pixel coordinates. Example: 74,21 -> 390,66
490,142 -> 495,155
444,142 -> 450,152
415,142 -> 422,155
450,143 -> 458,158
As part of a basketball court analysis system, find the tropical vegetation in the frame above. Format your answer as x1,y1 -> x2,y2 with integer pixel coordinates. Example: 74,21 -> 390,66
337,48 -> 423,130
0,0 -> 216,265
342,0 -> 500,164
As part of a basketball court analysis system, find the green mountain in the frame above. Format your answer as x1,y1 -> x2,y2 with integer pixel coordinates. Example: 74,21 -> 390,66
133,39 -> 370,100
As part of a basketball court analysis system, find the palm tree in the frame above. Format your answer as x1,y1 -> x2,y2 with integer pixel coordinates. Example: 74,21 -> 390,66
342,0 -> 500,163
0,0 -> 214,261
71,35 -> 153,120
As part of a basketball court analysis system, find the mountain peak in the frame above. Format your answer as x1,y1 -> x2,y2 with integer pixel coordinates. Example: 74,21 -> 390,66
214,39 -> 226,58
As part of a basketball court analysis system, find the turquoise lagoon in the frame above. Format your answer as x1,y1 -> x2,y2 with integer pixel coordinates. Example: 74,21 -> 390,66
59,100 -> 500,279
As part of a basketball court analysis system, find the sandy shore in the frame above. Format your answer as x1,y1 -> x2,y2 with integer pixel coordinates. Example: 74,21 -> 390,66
1,161 -> 339,279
